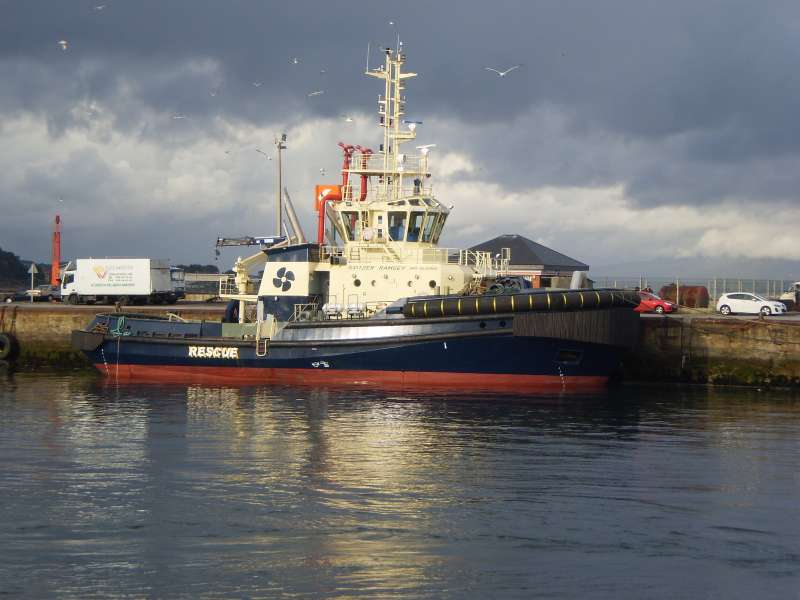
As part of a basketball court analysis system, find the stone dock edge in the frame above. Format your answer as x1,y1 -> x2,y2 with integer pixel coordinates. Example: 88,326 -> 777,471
2,305 -> 799,388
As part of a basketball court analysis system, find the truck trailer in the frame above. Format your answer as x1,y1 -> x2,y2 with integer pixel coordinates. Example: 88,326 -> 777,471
60,258 -> 183,305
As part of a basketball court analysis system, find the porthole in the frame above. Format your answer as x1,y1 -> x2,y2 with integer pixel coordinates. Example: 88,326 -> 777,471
354,279 -> 362,287
371,280 -> 376,287
407,281 -> 413,287
499,320 -> 507,328
429,280 -> 437,289
479,321 -> 486,329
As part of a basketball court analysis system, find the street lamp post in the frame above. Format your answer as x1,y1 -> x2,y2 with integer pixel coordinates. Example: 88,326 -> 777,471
274,133 -> 287,238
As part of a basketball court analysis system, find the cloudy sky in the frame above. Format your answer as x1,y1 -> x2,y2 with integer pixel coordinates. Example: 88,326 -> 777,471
1,0 -> 799,276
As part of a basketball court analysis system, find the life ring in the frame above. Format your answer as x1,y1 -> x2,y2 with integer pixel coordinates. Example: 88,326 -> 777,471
0,332 -> 20,361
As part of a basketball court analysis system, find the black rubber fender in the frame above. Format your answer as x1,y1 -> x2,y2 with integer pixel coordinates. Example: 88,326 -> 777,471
403,288 -> 641,318
0,332 -> 20,361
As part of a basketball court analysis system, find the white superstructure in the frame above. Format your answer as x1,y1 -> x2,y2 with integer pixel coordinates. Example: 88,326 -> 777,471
221,47 -> 506,321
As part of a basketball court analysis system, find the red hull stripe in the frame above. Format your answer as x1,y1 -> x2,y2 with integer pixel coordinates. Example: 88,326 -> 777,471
93,364 -> 608,391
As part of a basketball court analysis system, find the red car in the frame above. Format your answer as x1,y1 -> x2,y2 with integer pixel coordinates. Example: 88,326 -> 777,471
635,291 -> 677,314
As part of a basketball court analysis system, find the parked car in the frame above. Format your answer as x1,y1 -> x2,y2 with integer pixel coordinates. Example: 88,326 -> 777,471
2,284 -> 59,303
635,291 -> 677,314
716,293 -> 787,316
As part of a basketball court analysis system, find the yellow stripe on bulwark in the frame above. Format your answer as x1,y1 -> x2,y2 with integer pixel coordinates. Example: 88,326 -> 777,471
547,293 -> 551,309
580,292 -> 584,307
529,294 -> 533,309
491,297 -> 496,313
457,299 -> 462,315
440,299 -> 444,316
423,302 -> 428,317
411,304 -> 416,317
475,298 -> 479,313
595,291 -> 601,305
562,293 -> 568,307
511,296 -> 515,311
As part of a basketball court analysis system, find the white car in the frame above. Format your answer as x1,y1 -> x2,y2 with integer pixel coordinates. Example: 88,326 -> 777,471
716,293 -> 787,316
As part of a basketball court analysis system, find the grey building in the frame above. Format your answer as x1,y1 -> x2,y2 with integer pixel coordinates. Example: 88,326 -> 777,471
470,234 -> 589,288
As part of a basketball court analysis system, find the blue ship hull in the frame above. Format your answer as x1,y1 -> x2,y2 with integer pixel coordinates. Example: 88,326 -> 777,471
73,309 -> 638,392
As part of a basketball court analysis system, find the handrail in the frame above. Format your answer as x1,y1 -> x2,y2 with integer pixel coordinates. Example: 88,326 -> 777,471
344,153 -> 428,174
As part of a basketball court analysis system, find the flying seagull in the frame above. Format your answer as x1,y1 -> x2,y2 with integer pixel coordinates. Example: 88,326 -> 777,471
58,40 -> 68,51
307,90 -> 324,97
341,115 -> 354,123
252,82 -> 263,87
484,65 -> 521,77
171,114 -> 186,120
290,57 -> 300,65
94,4 -> 106,10
255,148 -> 272,160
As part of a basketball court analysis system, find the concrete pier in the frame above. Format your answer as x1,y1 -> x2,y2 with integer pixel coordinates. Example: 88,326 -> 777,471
0,304 -> 224,368
626,314 -> 800,387
2,304 -> 799,387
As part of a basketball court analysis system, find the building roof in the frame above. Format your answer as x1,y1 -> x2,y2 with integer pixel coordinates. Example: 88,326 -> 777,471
470,234 -> 589,271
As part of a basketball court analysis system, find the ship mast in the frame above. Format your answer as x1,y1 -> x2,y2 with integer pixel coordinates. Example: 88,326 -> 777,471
366,46 -> 418,201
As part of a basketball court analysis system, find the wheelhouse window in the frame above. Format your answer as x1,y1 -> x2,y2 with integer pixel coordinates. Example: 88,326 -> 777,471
388,211 -> 407,241
421,212 -> 438,242
431,213 -> 447,244
407,211 -> 424,242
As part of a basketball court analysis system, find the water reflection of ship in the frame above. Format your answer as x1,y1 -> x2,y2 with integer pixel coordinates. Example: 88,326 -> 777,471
72,46 -> 640,392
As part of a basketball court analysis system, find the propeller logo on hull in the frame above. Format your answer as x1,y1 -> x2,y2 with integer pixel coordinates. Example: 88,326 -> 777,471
273,267 -> 295,292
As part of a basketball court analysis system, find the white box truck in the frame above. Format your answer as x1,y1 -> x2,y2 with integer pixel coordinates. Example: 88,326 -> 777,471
60,258 -> 182,305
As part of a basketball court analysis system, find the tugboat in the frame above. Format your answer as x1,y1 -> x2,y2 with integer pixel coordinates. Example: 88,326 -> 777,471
72,47 -> 640,391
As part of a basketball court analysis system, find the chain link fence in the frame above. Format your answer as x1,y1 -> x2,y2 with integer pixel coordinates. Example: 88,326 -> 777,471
592,277 -> 798,311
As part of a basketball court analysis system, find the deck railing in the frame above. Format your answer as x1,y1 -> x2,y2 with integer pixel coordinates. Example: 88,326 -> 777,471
219,276 -> 259,297
345,153 -> 428,175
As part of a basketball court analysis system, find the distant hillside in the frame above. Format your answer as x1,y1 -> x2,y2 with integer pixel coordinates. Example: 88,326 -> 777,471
0,247 -> 51,288
175,263 -> 220,274
593,255 -> 800,281
0,247 -> 28,287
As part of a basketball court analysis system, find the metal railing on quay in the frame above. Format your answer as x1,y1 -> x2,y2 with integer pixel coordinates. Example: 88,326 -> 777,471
593,276 -> 797,311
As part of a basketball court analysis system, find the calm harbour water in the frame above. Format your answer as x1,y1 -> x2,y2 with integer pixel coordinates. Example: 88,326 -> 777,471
1,372 -> 799,599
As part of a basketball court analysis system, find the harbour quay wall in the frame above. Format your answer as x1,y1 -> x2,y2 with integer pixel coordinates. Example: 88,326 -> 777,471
626,315 -> 800,387
0,304 -> 224,368
3,305 -> 800,387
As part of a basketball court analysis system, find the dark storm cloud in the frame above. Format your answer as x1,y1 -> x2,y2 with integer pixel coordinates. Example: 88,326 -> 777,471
5,0 -> 800,137
3,0 -> 800,264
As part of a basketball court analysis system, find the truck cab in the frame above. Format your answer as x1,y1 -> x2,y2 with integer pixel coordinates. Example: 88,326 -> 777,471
60,268 -> 77,300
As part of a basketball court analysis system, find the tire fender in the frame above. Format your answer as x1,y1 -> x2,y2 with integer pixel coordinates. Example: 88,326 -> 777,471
0,332 -> 20,361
